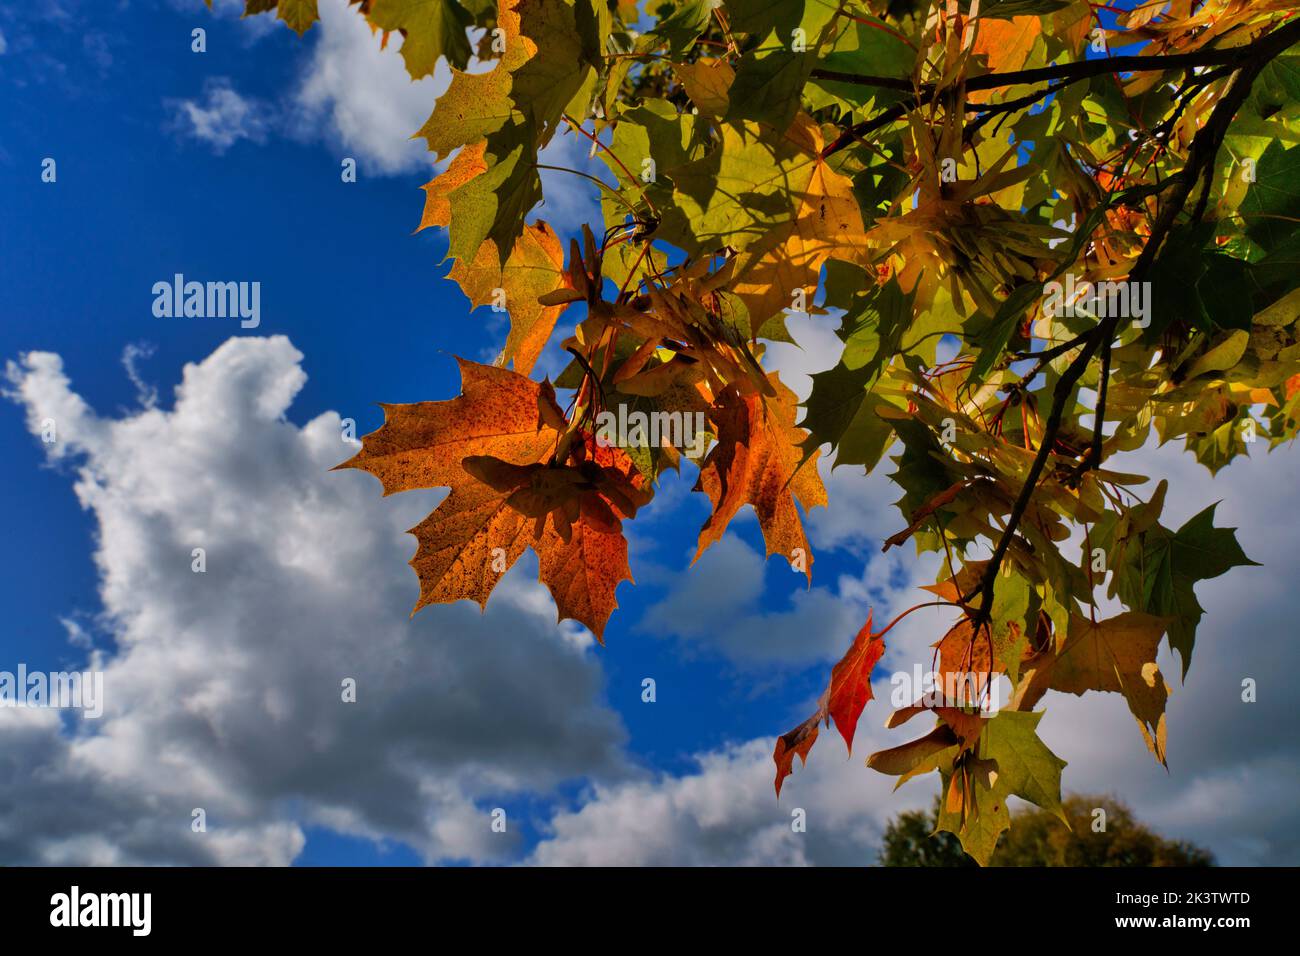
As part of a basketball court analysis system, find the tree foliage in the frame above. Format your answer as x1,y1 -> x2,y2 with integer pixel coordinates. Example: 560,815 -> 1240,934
221,0 -> 1300,863
880,794 -> 1215,866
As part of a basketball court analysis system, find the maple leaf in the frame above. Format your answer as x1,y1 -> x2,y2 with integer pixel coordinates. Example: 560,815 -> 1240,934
1108,503 -> 1257,676
232,0 -> 321,35
694,373 -> 827,580
730,118 -> 872,334
773,612 -> 886,795
936,710 -> 1068,865
1016,612 -> 1172,765
971,15 -> 1042,89
664,117 -> 822,257
826,611 -> 887,753
672,59 -> 734,120
418,149 -> 573,369
773,712 -> 820,798
446,222 -> 572,375
414,0 -> 603,263
367,0 -> 474,77
337,359 -> 649,638
418,142 -> 489,232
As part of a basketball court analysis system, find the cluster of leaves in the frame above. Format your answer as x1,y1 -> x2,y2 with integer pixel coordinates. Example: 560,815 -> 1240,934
226,0 -> 1300,862
880,794 -> 1215,866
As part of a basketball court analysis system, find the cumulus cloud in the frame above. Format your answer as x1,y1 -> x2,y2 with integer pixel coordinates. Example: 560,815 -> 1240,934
167,77 -> 272,153
531,732 -> 936,866
291,0 -> 445,176
2,336 -> 628,865
641,534 -> 934,667
163,0 -> 437,171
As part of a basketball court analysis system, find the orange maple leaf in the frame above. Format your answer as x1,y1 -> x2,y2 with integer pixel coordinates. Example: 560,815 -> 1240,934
773,612 -> 886,795
694,373 -> 827,581
337,359 -> 649,638
826,612 -> 887,754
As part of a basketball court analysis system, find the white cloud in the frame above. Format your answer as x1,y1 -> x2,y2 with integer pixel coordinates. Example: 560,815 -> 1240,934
291,0 -> 445,176
2,336 -> 629,864
640,533 -> 936,667
168,77 -> 271,153
534,125 -> 607,239
120,342 -> 157,409
531,732 -> 936,866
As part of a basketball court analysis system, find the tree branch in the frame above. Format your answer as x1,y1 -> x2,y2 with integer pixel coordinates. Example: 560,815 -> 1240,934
962,16 -> 1300,622
820,18 -> 1300,158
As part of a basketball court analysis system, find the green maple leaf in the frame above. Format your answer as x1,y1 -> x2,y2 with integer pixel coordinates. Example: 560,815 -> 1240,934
662,119 -> 816,255
1241,141 -> 1300,252
937,712 -> 1067,865
650,0 -> 712,55
837,274 -> 916,374
806,15 -> 914,113
1114,503 -> 1257,677
368,0 -> 474,76
985,712 -> 1068,821
447,137 -> 541,263
417,0 -> 598,158
596,101 -> 707,192
799,362 -> 897,469
799,273 -> 917,467
936,767 -> 1010,866
421,0 -> 602,262
722,0 -> 837,40
725,33 -> 814,132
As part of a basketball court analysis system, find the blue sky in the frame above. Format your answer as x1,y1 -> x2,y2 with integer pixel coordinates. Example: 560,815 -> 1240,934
1,0 -> 1297,867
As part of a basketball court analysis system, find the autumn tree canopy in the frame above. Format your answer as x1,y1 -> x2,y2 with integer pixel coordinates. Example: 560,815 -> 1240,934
219,0 -> 1300,864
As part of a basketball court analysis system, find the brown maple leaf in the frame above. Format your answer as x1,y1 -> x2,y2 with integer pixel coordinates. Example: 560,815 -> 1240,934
1014,612 -> 1171,765
773,711 -> 821,798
